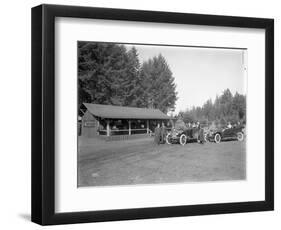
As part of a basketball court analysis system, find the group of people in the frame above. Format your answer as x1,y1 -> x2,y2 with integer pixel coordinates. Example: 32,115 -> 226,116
153,120 -> 242,146
226,121 -> 241,129
154,123 -> 167,145
190,121 -> 205,144
186,121 -> 201,129
153,121 -> 205,145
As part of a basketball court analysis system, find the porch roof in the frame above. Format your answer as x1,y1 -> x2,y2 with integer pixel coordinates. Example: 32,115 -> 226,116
83,103 -> 171,120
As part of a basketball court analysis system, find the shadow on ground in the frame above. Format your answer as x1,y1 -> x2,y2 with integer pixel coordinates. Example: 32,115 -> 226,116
18,213 -> 30,222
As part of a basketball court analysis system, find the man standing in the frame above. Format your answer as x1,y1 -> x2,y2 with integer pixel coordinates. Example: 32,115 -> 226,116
160,122 -> 166,144
186,122 -> 192,137
197,121 -> 205,144
154,123 -> 161,145
227,122 -> 232,129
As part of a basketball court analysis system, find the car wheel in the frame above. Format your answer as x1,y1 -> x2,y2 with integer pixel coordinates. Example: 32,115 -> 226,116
179,134 -> 187,146
237,132 -> 244,141
166,133 -> 172,144
214,133 -> 221,143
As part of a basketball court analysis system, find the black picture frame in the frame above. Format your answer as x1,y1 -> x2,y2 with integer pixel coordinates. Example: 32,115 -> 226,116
31,4 -> 274,225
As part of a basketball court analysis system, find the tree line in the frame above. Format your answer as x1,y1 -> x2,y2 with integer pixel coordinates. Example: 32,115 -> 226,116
78,42 -> 178,115
178,89 -> 246,126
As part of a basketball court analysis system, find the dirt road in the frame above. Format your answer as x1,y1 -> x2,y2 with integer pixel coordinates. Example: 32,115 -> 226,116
78,137 -> 246,187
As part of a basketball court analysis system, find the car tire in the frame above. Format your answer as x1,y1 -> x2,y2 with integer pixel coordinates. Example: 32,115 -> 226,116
179,134 -> 187,146
214,133 -> 221,143
166,133 -> 172,144
237,132 -> 244,141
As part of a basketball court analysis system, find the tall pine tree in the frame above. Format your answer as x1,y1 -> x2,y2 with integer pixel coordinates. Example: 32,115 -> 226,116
179,89 -> 246,125
78,42 -> 178,115
138,54 -> 178,113
78,42 -> 140,110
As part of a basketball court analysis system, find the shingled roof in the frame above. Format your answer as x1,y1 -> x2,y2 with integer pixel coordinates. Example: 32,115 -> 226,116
83,103 -> 171,120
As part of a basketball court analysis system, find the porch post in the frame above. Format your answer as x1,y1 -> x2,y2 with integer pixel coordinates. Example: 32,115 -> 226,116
97,120 -> 100,136
106,120 -> 110,136
147,120 -> 149,134
128,120 -> 131,135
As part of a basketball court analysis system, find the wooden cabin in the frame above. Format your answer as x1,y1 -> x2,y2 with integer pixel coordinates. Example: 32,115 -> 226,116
80,103 -> 174,139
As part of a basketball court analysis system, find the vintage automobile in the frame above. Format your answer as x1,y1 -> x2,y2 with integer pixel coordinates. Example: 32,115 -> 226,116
206,125 -> 244,143
166,127 -> 205,146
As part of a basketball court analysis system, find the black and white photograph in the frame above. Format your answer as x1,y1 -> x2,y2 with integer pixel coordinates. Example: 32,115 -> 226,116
77,41 -> 247,187
30,3 -> 274,226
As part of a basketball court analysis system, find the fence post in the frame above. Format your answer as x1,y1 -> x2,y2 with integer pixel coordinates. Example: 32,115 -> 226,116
106,120 -> 110,136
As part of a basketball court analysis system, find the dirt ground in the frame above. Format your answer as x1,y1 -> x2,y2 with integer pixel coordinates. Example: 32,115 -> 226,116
78,136 -> 246,187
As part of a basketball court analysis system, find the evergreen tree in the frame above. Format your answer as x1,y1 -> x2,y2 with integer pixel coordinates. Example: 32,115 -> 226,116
180,89 -> 246,126
78,42 -> 178,115
220,89 -> 234,117
138,54 -> 178,113
78,42 -> 140,109
202,99 -> 214,121
232,92 -> 246,120
124,47 -> 142,107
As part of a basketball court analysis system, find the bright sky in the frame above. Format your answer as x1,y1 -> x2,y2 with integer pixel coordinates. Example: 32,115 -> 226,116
125,44 -> 247,114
